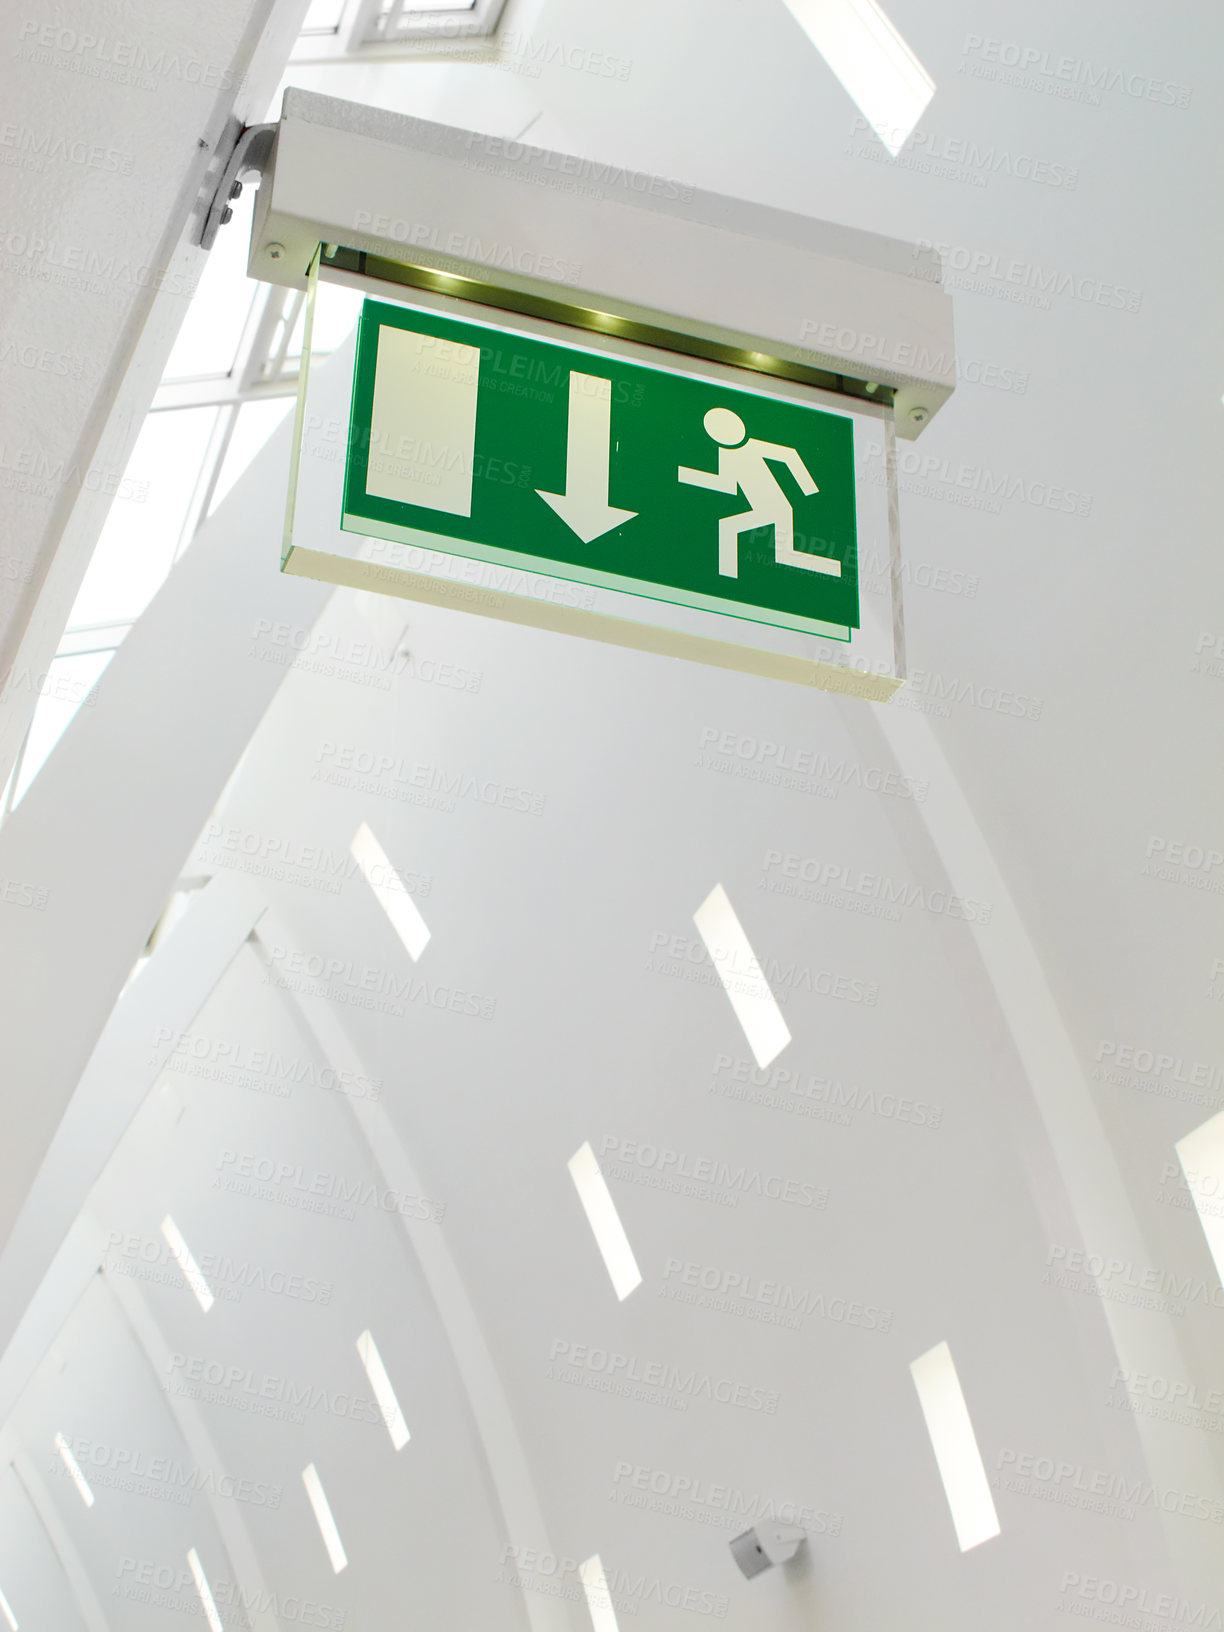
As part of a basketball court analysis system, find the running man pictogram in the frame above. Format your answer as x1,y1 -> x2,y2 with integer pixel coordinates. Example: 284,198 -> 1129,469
678,407 -> 842,580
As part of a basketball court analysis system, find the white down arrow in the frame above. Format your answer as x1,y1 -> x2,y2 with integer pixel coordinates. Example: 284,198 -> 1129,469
536,371 -> 637,543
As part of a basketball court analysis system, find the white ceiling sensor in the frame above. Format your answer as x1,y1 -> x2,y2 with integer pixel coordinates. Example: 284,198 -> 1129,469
568,1142 -> 643,1302
160,1215 -> 216,1313
351,822 -> 431,960
693,885 -> 791,1070
52,1432 -> 95,1508
910,1342 -> 1000,1551
302,1463 -> 349,1573
186,1549 -> 224,1632
0,1582 -> 18,1632
579,1554 -> 621,1632
356,1329 -> 411,1450
1176,1112 -> 1224,1284
779,0 -> 935,157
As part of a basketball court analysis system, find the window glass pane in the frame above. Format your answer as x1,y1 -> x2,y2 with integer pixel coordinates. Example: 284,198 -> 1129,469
12,652 -> 114,807
281,283 -> 363,368
162,188 -> 259,382
209,399 -> 295,516
67,408 -> 218,629
366,0 -> 480,40
300,0 -> 348,31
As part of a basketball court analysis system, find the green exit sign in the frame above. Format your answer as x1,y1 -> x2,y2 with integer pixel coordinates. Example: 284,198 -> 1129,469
341,301 -> 859,641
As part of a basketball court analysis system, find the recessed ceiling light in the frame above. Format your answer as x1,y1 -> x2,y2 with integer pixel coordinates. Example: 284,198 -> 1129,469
568,1142 -> 642,1301
693,885 -> 791,1069
302,1464 -> 348,1573
0,1582 -> 18,1631
910,1341 -> 1000,1551
356,1330 -> 411,1451
779,0 -> 935,157
351,822 -> 431,961
186,1549 -> 224,1632
579,1555 -> 620,1632
160,1215 -> 215,1313
53,1432 -> 95,1508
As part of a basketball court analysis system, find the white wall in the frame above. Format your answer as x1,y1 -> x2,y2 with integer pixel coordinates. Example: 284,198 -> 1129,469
0,0 -> 310,789
2,0 -> 1224,1627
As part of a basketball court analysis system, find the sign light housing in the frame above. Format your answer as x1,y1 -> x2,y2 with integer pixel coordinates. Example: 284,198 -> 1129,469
250,91 -> 955,434
248,91 -> 956,698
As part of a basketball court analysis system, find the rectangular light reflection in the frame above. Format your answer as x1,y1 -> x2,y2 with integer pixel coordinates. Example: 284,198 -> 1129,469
53,1432 -> 95,1508
693,885 -> 791,1069
780,0 -> 935,156
186,1548 -> 224,1632
356,1330 -> 411,1450
580,1554 -> 620,1632
568,1142 -> 642,1301
302,1463 -> 348,1573
1176,1111 -> 1224,1284
351,822 -> 431,961
161,1215 -> 215,1312
0,1582 -> 18,1631
910,1341 -> 999,1551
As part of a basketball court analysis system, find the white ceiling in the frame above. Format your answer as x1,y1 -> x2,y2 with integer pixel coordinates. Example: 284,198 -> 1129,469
1,0 -> 1222,1628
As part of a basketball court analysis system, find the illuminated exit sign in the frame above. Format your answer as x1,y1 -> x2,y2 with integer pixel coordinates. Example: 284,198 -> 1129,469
341,301 -> 859,642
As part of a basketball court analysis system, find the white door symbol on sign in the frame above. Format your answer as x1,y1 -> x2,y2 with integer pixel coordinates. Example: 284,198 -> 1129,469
678,407 -> 841,580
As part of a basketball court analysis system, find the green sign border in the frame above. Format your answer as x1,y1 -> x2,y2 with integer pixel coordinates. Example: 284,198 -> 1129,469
341,300 -> 857,643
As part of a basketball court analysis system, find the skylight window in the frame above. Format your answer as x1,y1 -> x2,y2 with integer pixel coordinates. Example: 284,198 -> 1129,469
355,0 -> 502,47
6,651 -> 113,814
780,0 -> 935,156
580,1555 -> 620,1632
568,1142 -> 642,1301
351,822 -> 431,960
207,400 -> 296,518
161,1215 -> 215,1312
910,1342 -> 999,1551
53,1433 -> 95,1508
68,407 -> 220,630
1176,1111 -> 1224,1283
187,1549 -> 224,1632
292,0 -> 503,57
693,885 -> 791,1069
371,0 -> 482,29
301,0 -> 349,32
302,1464 -> 348,1573
356,1330 -> 411,1450
163,188 -> 259,384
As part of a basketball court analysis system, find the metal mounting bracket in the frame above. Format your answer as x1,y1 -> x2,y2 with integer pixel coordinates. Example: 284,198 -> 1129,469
198,120 -> 276,251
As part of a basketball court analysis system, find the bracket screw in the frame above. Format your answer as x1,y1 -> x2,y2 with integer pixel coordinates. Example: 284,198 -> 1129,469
266,242 -> 284,260
909,405 -> 929,424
